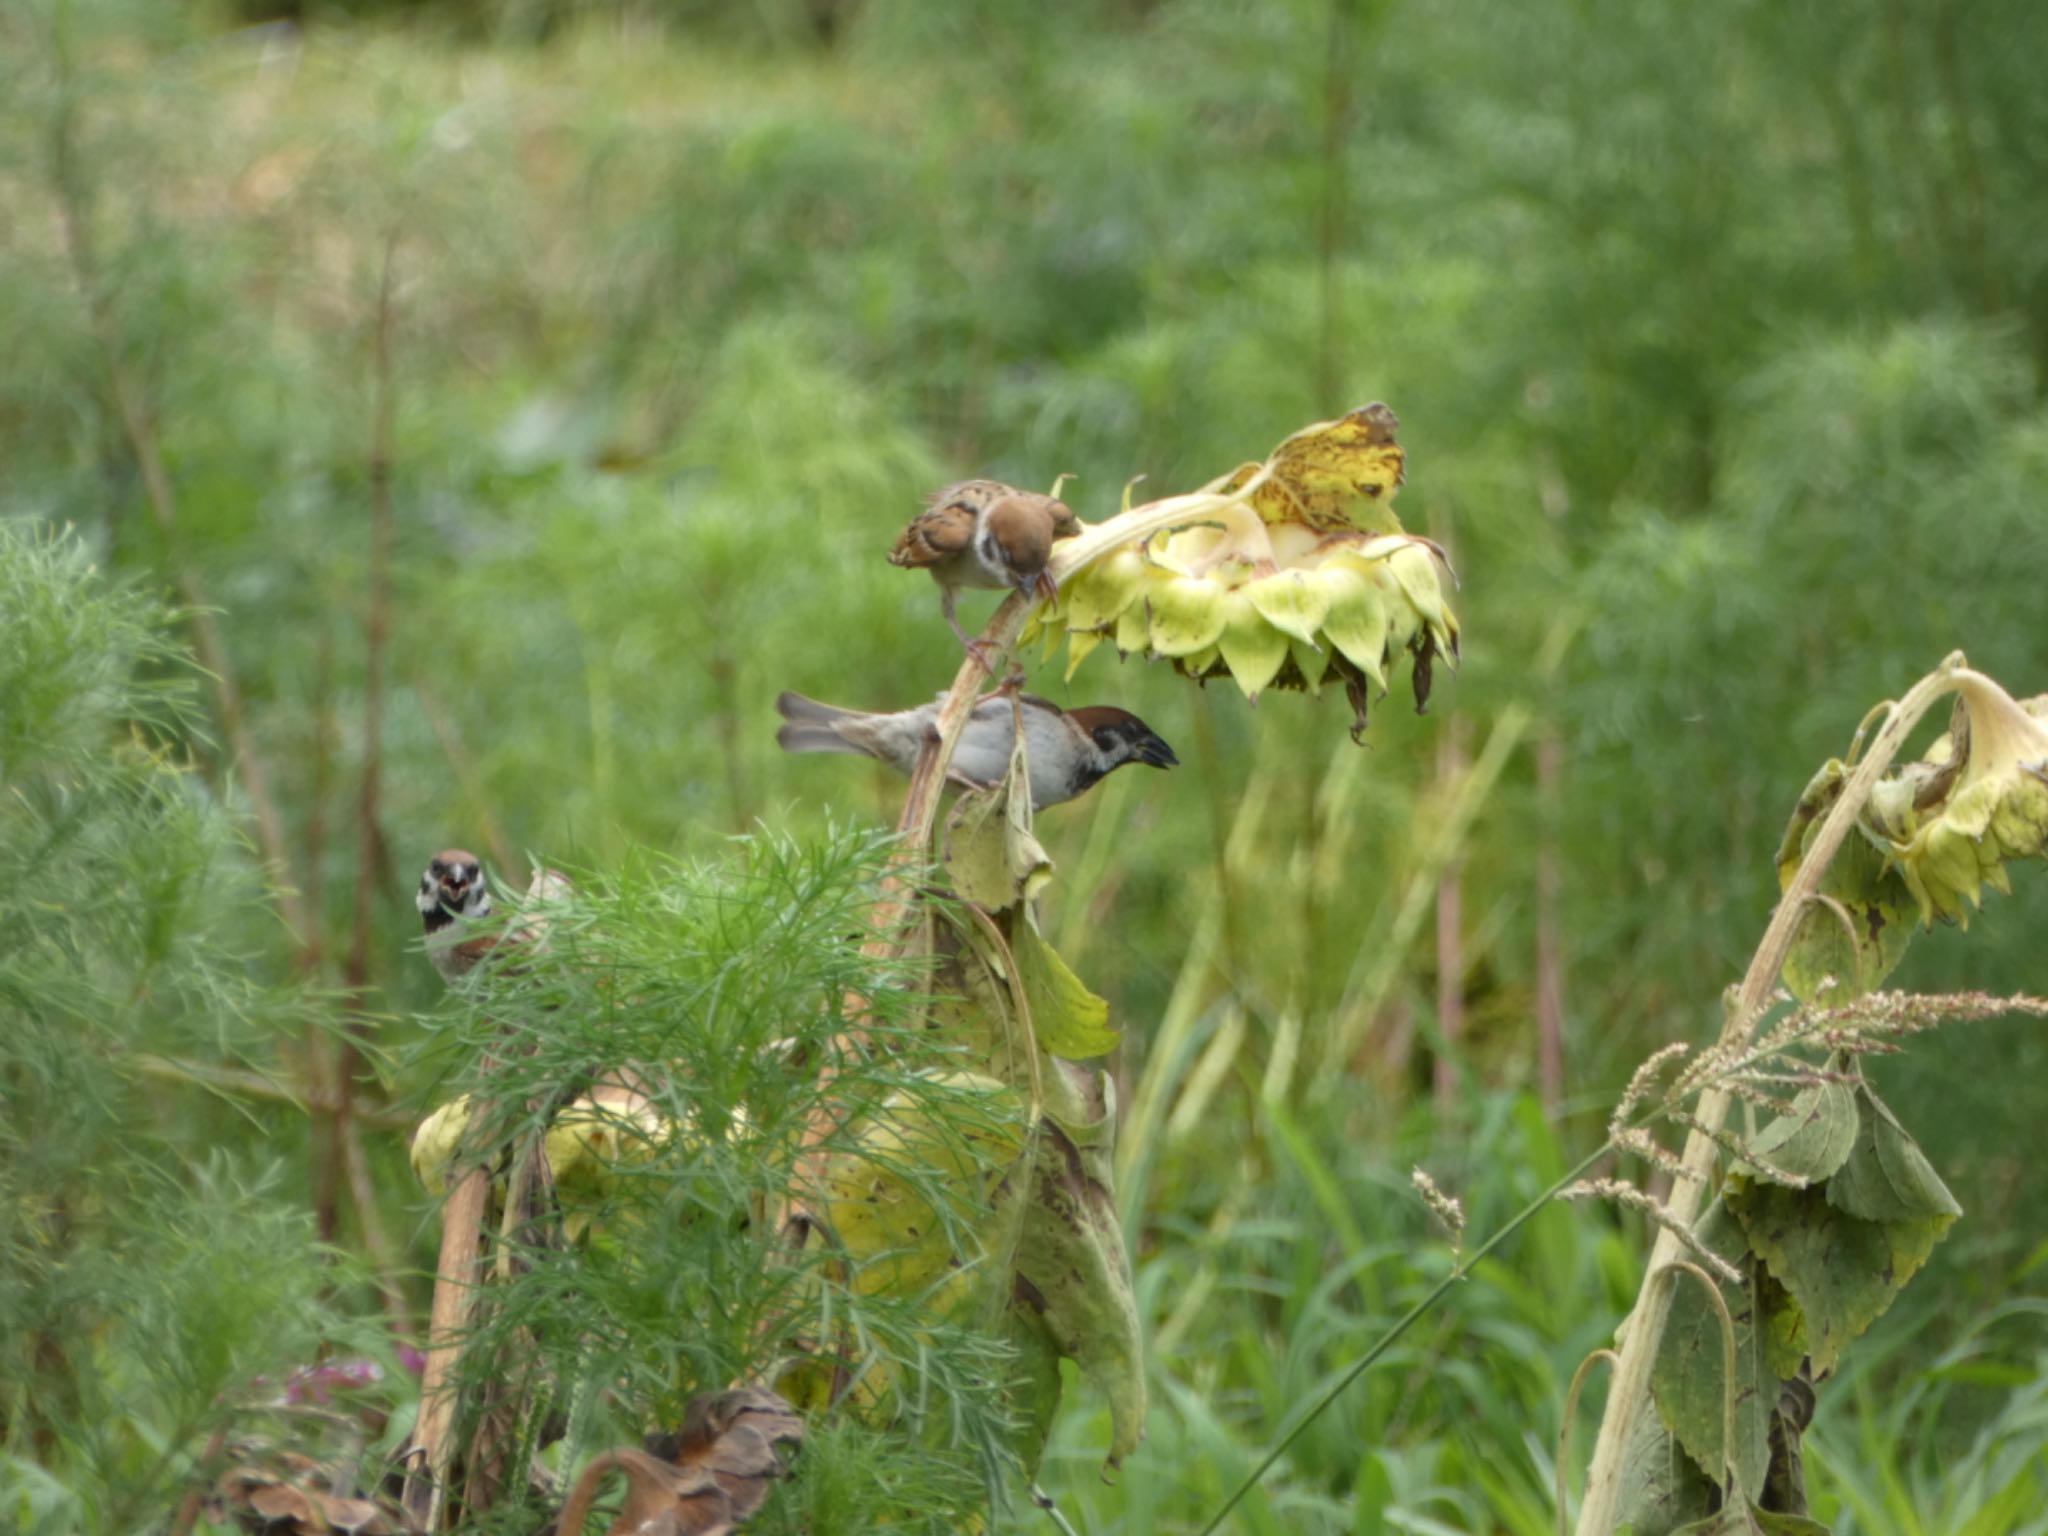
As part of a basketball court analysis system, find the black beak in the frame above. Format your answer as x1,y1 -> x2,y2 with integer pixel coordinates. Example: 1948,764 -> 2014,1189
440,878 -> 468,907
1134,730 -> 1179,770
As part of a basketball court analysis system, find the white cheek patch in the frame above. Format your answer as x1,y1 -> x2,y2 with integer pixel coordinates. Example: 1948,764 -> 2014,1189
973,526 -> 1004,579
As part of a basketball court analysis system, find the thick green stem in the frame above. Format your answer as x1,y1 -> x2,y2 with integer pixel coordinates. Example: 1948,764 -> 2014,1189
1570,652 -> 1966,1536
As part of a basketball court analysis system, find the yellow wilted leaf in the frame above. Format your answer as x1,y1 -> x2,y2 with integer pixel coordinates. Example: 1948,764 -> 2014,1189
1146,575 -> 1228,657
1008,913 -> 1119,1059
1216,590 -> 1290,698
1063,628 -> 1103,682
1320,568 -> 1392,687
410,1096 -> 474,1197
1063,545 -> 1149,633
1237,402 -> 1406,534
1241,569 -> 1330,645
820,1070 -> 1030,1298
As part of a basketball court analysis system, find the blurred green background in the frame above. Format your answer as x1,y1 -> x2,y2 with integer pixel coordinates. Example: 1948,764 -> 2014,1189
7,0 -> 2048,1530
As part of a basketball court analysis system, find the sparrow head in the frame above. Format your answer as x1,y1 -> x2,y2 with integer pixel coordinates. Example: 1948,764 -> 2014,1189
978,495 -> 1061,592
1066,706 -> 1179,772
418,849 -> 490,933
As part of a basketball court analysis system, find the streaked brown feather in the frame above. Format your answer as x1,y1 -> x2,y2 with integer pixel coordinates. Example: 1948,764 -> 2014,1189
888,501 -> 978,569
923,478 -> 1011,512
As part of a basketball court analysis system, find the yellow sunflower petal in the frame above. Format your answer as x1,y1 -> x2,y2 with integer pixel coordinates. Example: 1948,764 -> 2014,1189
1386,543 -> 1450,630
1217,591 -> 1289,699
1290,636 -> 1330,694
1242,570 -> 1330,646
1064,546 -> 1150,634
1320,567 -> 1392,688
1115,600 -> 1151,655
1064,629 -> 1104,682
1147,576 -> 1228,657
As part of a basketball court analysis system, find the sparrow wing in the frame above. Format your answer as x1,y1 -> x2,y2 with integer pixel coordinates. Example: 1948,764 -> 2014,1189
888,502 -> 978,571
431,926 -> 513,984
924,478 -> 1011,511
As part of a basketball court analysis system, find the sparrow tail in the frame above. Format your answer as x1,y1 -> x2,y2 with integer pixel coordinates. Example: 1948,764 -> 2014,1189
774,692 -> 870,757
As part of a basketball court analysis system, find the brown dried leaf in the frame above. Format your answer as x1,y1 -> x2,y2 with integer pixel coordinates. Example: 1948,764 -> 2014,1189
653,1387 -> 806,1523
244,1479 -> 321,1530
215,1464 -> 407,1535
556,1387 -> 803,1536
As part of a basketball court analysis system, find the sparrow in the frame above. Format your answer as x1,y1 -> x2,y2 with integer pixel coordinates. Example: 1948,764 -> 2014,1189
417,850 -> 571,984
888,479 -> 1082,664
775,689 -> 1177,810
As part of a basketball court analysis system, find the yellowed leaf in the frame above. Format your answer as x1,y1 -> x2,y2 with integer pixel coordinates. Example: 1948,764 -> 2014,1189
1241,402 -> 1406,533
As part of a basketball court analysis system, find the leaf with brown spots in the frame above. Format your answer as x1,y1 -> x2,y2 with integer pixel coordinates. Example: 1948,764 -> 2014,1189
1772,759 -> 1915,1003
1825,1083 -> 1962,1225
1221,402 -> 1406,534
1010,1058 -> 1145,1475
1649,1202 -> 1772,1499
1613,1405 -> 1717,1536
1727,1169 -> 1956,1375
1743,1073 -> 1859,1186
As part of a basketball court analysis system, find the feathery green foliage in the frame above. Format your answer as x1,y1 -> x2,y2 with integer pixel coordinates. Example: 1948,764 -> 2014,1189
0,528 -> 378,1535
7,1 -> 2048,1530
412,834 -> 1027,1531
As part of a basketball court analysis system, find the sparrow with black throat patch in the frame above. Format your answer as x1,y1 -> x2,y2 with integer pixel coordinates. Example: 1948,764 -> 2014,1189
776,689 -> 1176,811
888,479 -> 1082,667
417,850 -> 571,984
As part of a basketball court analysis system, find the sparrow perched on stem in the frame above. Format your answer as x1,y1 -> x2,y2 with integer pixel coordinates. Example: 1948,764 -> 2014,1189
417,850 -> 570,984
776,690 -> 1177,810
888,479 -> 1082,667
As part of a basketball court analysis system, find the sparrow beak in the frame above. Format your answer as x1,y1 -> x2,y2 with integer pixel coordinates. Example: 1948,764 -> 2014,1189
1134,731 -> 1179,770
439,876 -> 469,909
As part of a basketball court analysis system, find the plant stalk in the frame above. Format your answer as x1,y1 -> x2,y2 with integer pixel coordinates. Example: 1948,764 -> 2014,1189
1569,652 -> 1965,1535
405,1163 -> 492,1531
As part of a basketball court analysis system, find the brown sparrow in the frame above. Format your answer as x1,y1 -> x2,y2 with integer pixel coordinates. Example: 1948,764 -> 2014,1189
776,690 -> 1176,810
417,851 -> 571,983
888,479 -> 1082,663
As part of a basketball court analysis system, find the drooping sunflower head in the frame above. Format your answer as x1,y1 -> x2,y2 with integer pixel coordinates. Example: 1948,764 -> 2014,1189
1029,404 -> 1457,738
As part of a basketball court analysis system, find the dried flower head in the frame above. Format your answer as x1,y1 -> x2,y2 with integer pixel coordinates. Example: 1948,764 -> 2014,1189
1029,405 -> 1459,738
1611,1040 -> 1691,1136
1410,1165 -> 1466,1251
1562,1178 -> 1744,1286
1872,672 -> 2048,926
